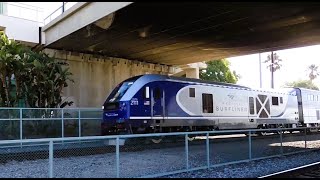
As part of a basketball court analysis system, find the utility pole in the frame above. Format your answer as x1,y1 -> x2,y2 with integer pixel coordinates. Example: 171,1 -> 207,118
271,51 -> 274,89
259,53 -> 262,88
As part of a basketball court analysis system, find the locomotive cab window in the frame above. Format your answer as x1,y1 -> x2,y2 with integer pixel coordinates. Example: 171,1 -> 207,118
109,81 -> 134,102
202,93 -> 213,113
189,88 -> 195,98
280,97 -> 283,104
272,96 -> 279,106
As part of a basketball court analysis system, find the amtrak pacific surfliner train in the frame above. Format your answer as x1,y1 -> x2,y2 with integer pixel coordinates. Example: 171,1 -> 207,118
101,74 -> 320,136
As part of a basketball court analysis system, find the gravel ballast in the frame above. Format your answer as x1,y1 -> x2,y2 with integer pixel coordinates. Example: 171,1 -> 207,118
0,134 -> 320,178
161,150 -> 320,178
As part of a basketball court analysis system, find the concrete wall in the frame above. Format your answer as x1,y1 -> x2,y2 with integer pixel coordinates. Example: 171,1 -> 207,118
45,49 -> 174,107
0,14 -> 39,44
172,62 -> 207,78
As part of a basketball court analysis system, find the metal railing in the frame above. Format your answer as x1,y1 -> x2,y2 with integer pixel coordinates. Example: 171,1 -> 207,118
0,108 -> 102,141
43,2 -> 78,25
0,2 -> 44,24
0,127 -> 319,178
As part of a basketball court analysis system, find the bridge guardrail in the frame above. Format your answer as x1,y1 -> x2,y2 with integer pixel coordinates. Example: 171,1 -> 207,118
43,2 -> 78,25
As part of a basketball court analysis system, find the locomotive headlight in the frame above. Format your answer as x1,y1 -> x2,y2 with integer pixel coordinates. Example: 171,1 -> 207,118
102,106 -> 104,110
120,102 -> 126,111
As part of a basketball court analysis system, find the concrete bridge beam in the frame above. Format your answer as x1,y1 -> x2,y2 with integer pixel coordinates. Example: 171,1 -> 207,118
42,2 -> 132,46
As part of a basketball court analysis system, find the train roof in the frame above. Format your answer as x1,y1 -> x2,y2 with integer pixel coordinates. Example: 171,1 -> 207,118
135,74 -> 298,93
118,74 -> 297,101
131,74 -> 251,89
293,87 -> 320,93
165,75 -> 251,89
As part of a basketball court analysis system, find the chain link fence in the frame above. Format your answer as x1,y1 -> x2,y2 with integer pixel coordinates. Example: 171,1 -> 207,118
0,108 -> 102,141
0,127 -> 319,177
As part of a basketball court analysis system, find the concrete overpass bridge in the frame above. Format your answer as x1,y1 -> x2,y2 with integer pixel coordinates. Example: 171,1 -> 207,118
3,2 -> 320,107
43,2 -> 320,65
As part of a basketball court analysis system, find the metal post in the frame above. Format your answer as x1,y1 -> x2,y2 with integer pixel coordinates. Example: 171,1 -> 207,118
304,128 -> 307,149
248,131 -> 252,160
49,141 -> 53,178
206,133 -> 210,168
259,53 -> 262,88
61,109 -> 64,138
185,134 -> 189,170
62,2 -> 65,13
19,108 -> 23,140
271,51 -> 274,89
116,137 -> 120,178
78,109 -> 81,137
280,129 -> 283,155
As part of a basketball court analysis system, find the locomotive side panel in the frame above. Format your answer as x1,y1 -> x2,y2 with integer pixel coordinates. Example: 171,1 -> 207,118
253,90 -> 299,126
176,85 -> 253,129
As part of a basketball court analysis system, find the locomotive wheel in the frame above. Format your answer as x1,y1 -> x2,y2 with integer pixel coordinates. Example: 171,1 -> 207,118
258,131 -> 267,136
257,127 -> 267,136
187,136 -> 195,141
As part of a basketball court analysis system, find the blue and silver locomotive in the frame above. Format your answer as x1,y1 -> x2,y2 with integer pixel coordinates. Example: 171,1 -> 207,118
101,74 -> 320,135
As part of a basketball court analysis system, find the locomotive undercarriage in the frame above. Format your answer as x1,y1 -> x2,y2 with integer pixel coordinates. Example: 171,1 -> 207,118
102,119 -> 320,145
255,122 -> 320,136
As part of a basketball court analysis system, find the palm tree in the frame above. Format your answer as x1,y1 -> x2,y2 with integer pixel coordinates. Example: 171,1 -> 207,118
308,64 -> 319,83
263,51 -> 282,88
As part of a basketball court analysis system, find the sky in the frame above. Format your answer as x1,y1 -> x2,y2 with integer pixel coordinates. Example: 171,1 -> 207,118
14,2 -> 320,90
228,45 -> 320,89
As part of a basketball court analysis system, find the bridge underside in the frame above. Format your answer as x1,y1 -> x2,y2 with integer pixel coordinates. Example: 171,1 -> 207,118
46,2 -> 320,65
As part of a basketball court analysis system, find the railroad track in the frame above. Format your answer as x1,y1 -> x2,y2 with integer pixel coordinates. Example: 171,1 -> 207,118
259,161 -> 320,178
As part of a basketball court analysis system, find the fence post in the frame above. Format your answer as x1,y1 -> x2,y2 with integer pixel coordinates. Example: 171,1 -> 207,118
78,109 -> 81,137
248,131 -> 252,160
280,129 -> 283,155
116,137 -> 120,178
185,134 -> 189,170
61,109 -> 64,138
49,140 -> 53,178
304,128 -> 307,149
206,132 -> 210,168
19,108 -> 23,144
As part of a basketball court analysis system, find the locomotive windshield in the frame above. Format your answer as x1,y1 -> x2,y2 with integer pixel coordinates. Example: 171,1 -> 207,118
103,76 -> 142,111
108,81 -> 134,102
